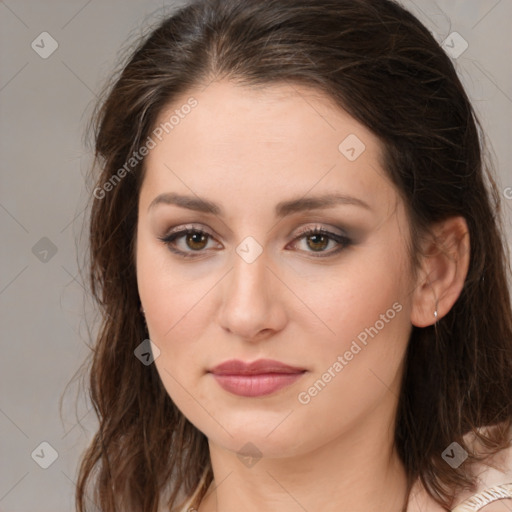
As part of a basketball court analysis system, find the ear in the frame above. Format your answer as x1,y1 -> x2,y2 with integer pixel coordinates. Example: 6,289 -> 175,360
410,216 -> 470,328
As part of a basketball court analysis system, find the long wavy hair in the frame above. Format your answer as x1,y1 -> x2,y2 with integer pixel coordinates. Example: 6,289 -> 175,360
74,0 -> 512,510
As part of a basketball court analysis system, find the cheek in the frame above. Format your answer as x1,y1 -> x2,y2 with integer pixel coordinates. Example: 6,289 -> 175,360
297,245 -> 411,399
295,290 -> 409,445
304,251 -> 407,347
136,241 -> 223,402
139,267 -> 211,360
137,229 -> 207,342
137,254 -> 213,417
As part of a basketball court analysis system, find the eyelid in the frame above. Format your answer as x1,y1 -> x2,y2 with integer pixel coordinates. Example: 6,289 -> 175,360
161,223 -> 348,239
158,222 -> 353,259
292,223 -> 347,238
162,223 -> 215,239
161,222 -> 348,241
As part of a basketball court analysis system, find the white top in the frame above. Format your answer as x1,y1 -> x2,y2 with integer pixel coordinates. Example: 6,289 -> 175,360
451,483 -> 512,511
450,425 -> 512,511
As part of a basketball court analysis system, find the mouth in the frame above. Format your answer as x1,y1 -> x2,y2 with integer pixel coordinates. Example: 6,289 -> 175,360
208,359 -> 307,397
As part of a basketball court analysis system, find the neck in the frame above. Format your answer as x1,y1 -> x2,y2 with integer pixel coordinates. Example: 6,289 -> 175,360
197,396 -> 410,512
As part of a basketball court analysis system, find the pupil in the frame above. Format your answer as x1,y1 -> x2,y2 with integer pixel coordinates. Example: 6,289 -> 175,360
188,232 -> 207,250
308,234 -> 327,251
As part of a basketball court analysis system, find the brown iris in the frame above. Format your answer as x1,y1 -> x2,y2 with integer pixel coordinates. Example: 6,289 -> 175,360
186,232 -> 209,250
306,233 -> 329,252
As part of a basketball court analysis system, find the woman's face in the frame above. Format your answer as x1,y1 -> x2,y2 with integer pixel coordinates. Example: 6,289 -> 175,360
136,79 -> 418,459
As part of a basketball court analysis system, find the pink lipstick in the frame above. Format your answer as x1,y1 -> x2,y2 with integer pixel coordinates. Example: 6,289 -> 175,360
208,359 -> 306,397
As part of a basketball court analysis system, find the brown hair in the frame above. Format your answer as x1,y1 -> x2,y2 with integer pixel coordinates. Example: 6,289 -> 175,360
74,0 -> 512,510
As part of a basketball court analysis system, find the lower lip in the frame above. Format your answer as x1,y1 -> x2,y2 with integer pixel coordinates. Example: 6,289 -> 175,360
211,372 -> 305,397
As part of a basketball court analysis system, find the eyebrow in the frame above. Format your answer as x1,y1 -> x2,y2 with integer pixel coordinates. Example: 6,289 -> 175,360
147,192 -> 372,217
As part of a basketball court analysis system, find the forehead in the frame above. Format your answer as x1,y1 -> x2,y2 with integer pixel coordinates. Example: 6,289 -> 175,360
140,79 -> 397,218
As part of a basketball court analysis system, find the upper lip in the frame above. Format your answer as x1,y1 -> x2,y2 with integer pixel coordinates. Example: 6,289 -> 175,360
209,359 -> 306,375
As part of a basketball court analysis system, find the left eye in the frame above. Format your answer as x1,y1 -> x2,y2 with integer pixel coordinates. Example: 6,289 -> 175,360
289,227 -> 351,257
159,226 -> 351,259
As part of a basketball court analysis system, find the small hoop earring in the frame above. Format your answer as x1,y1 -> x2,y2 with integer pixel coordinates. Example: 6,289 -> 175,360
140,304 -> 145,315
434,308 -> 438,321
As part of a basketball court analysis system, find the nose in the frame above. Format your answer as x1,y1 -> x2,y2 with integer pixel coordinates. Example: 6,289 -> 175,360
216,249 -> 287,341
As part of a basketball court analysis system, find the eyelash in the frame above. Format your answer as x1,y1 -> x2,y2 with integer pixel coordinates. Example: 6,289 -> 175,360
158,224 -> 352,259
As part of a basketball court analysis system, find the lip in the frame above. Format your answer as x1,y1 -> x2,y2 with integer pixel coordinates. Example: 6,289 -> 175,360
208,359 -> 307,397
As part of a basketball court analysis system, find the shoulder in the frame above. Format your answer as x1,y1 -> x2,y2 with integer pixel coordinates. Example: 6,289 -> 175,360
408,424 -> 512,512
450,424 -> 512,511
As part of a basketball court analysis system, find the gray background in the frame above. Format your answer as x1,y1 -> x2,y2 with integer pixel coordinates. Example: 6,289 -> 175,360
1,1 -> 511,511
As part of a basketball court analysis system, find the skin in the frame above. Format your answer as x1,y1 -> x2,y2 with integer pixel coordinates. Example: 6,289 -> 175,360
136,79 -> 470,512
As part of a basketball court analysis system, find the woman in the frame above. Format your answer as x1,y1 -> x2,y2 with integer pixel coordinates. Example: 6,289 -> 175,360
75,0 -> 512,510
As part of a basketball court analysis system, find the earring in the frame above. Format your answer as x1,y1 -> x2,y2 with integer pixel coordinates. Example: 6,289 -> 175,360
140,304 -> 145,315
434,306 -> 438,322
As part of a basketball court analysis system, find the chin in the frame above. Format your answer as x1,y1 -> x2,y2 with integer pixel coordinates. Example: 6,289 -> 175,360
200,415 -> 314,459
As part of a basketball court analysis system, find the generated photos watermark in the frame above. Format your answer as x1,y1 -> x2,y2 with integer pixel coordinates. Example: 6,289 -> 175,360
297,301 -> 403,404
93,96 -> 198,200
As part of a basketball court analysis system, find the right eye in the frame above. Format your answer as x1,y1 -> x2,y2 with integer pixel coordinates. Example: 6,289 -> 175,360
158,225 -> 221,258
